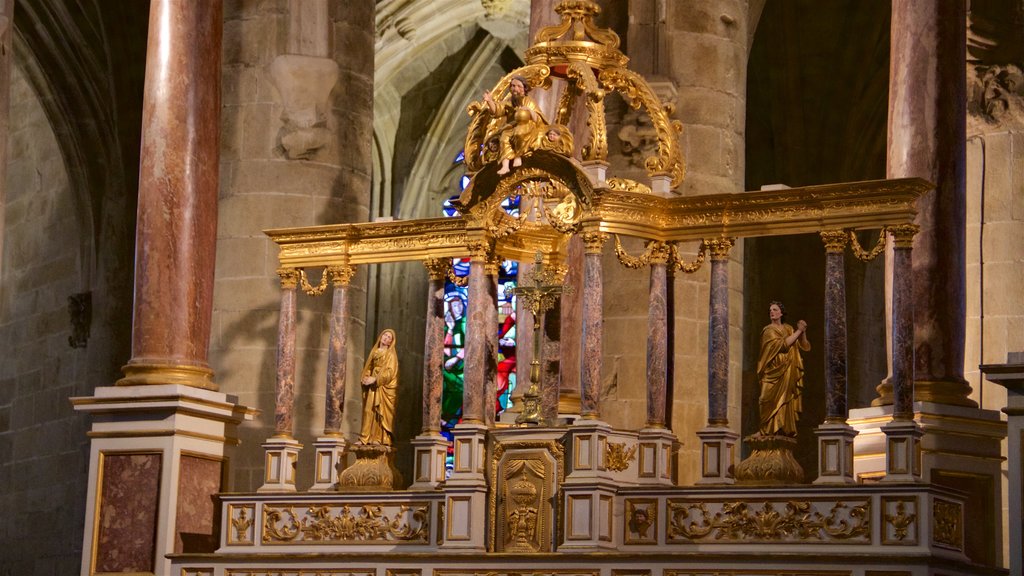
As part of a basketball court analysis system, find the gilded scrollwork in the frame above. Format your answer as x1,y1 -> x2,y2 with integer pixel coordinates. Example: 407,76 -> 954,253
667,499 -> 870,543
261,503 -> 430,544
605,177 -> 652,195
604,441 -> 637,472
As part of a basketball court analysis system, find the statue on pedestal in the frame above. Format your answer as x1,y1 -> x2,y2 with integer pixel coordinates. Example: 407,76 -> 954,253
736,301 -> 810,484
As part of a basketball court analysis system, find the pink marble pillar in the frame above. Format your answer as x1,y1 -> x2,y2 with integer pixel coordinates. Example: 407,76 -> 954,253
324,265 -> 355,435
484,259 -> 500,426
462,254 -> 490,424
886,0 -> 972,406
821,231 -> 849,422
646,243 -> 670,428
120,0 -> 223,389
580,231 -> 608,419
706,238 -> 734,427
890,225 -> 919,420
421,260 -> 449,434
274,269 -> 299,437
559,235 -> 584,415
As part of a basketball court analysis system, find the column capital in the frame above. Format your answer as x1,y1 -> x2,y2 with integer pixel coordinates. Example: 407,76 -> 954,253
647,241 -> 670,265
582,231 -> 609,253
820,229 -> 849,253
424,258 -> 450,281
327,264 -> 356,286
887,223 -> 920,248
705,237 -> 735,260
467,238 -> 494,261
277,268 -> 300,290
483,254 -> 502,276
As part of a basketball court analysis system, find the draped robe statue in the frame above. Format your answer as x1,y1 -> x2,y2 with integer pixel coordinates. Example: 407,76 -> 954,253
756,303 -> 810,437
359,329 -> 399,445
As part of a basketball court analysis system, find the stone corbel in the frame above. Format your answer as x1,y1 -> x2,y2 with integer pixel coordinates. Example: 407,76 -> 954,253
270,54 -> 339,160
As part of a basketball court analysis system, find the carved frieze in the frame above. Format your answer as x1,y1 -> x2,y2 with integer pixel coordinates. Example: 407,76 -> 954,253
667,498 -> 871,543
261,503 -> 430,545
931,498 -> 963,551
881,497 -> 918,545
227,504 -> 256,546
624,498 -> 657,544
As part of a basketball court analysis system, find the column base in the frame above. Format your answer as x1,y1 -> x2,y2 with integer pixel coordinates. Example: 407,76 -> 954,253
409,433 -> 449,490
637,427 -> 676,485
258,436 -> 302,493
309,435 -> 347,492
117,361 -> 216,390
448,422 -> 488,484
872,377 -> 977,408
880,419 -> 923,483
813,422 -> 858,484
695,426 -> 738,485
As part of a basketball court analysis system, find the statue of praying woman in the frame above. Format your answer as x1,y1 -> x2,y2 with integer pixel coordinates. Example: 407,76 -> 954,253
756,301 -> 810,437
358,329 -> 399,446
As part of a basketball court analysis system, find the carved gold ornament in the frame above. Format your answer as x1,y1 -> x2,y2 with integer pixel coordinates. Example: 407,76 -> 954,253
228,505 -> 255,545
668,499 -> 870,543
884,500 -> 916,542
848,228 -> 885,261
932,499 -> 962,549
606,177 -> 652,195
604,441 -> 637,472
277,267 -> 300,290
887,223 -> 920,248
625,499 -> 657,544
261,503 -> 430,544
669,241 -> 705,273
299,268 -> 329,296
820,229 -> 849,253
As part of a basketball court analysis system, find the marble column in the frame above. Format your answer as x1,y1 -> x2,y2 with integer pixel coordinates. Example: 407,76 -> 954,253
822,231 -> 849,423
882,0 -> 972,407
462,252 -> 490,425
706,238 -> 734,427
484,258 -> 500,426
260,268 -> 302,493
579,231 -> 608,420
646,242 -> 670,428
559,235 -> 584,416
310,263 -> 355,491
120,0 -> 222,390
421,259 -> 448,434
882,224 -> 923,482
696,237 -> 738,485
409,259 -> 451,490
815,230 -> 857,484
324,264 -> 355,434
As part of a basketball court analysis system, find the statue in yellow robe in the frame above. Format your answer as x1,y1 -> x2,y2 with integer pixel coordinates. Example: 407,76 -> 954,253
359,329 -> 399,445
483,75 -> 547,175
756,301 -> 810,436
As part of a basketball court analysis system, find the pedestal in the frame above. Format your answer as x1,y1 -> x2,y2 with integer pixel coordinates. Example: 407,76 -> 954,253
695,426 -> 738,485
813,422 -> 858,484
880,420 -> 922,483
72,384 -> 254,576
440,422 -> 488,550
636,427 -> 676,485
309,435 -> 347,492
409,433 -> 449,490
258,436 -> 302,493
336,443 -> 402,492
561,419 -> 626,550
735,434 -> 804,485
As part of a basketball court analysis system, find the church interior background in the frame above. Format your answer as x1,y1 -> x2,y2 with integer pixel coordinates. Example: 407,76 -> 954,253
0,0 -> 1023,575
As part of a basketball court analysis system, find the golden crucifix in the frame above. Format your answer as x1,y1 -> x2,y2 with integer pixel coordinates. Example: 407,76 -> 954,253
513,252 -> 568,426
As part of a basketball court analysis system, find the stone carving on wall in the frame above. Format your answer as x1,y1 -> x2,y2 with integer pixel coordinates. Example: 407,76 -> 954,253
270,55 -> 339,160
624,499 -> 657,544
261,503 -> 430,544
969,64 -> 1024,130
617,80 -> 678,169
67,292 -> 91,348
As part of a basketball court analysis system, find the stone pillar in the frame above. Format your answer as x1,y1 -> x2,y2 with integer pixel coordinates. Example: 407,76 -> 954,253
559,235 -> 584,417
579,231 -> 608,420
645,242 -> 670,428
261,268 -> 302,492
119,0 -> 222,390
814,230 -> 857,484
879,0 -> 972,407
881,224 -> 922,482
484,258 -> 500,426
311,263 -> 355,491
410,259 -> 449,489
981,356 -> 1024,575
696,237 -> 738,485
462,254 -> 489,425
0,0 -> 13,273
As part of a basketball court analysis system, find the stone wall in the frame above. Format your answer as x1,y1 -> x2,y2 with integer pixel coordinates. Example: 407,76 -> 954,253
0,58 -> 89,576
214,0 -> 375,491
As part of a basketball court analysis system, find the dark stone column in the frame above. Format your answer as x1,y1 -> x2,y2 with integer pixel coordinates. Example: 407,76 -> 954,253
120,0 -> 222,389
646,242 -> 670,428
890,224 -> 919,420
274,269 -> 299,437
580,231 -> 608,419
884,0 -> 972,407
324,264 -> 355,435
706,238 -> 734,427
421,259 -> 448,434
821,231 -> 849,422
462,251 -> 490,424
